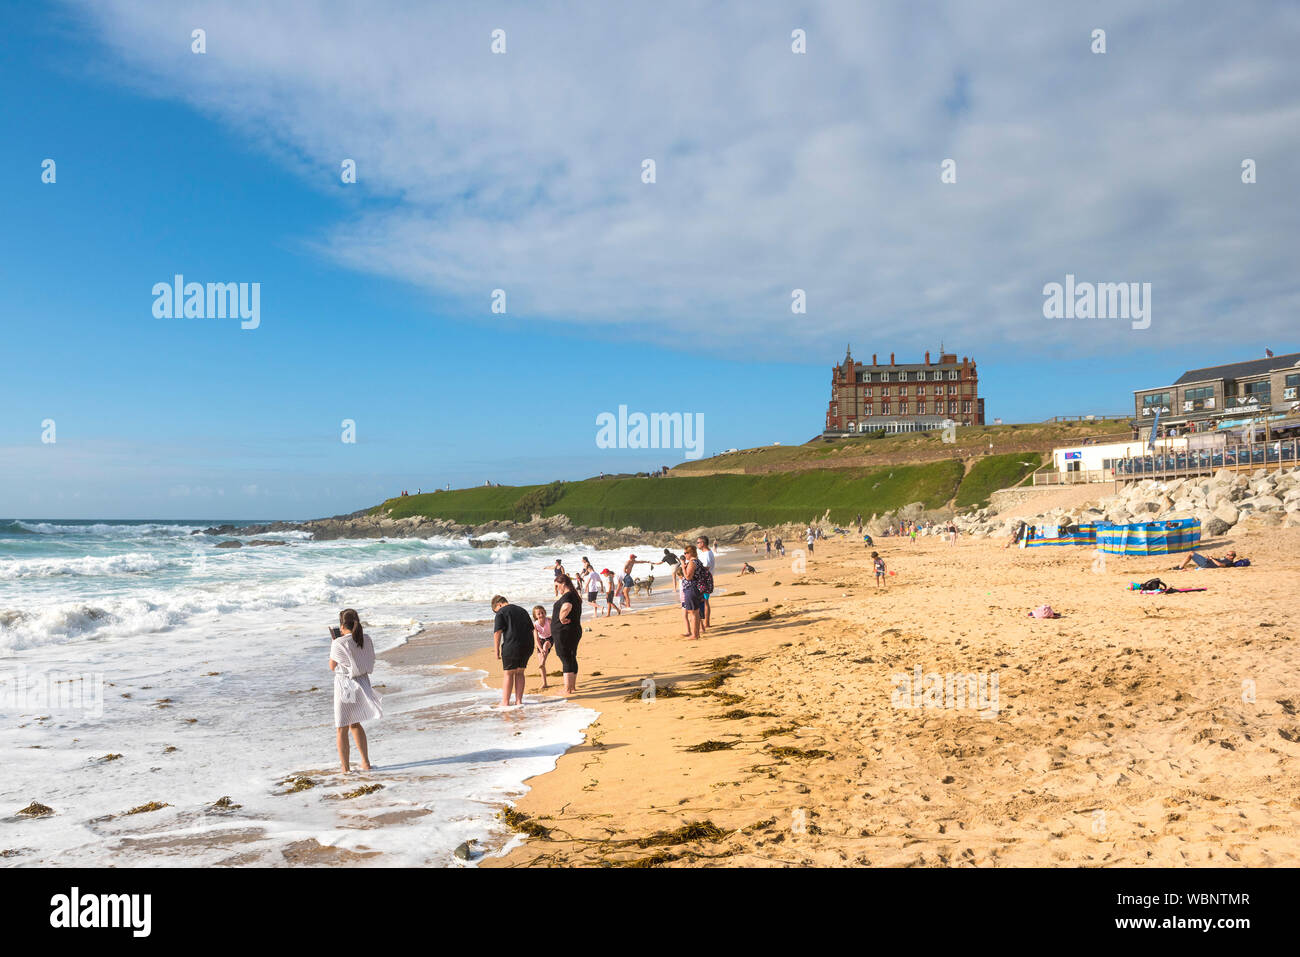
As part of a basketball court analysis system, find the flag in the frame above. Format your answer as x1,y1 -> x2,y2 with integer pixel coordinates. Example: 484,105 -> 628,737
1147,406 -> 1161,450
1266,348 -> 1274,357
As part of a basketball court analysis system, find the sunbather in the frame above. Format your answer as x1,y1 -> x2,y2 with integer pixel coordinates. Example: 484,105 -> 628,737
1175,549 -> 1239,570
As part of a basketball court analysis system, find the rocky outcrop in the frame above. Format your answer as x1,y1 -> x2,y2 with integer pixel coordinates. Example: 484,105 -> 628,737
198,510 -> 762,549
951,466 -> 1300,539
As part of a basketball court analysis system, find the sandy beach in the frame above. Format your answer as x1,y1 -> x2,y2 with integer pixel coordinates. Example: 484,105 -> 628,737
431,526 -> 1300,867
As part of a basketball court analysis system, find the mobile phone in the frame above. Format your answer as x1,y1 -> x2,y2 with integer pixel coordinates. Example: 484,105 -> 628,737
328,626 -> 342,639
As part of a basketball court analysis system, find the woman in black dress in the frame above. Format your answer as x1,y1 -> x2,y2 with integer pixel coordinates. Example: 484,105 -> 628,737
551,573 -> 583,695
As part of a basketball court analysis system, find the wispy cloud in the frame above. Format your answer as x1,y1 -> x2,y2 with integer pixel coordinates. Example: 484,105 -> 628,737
70,0 -> 1300,357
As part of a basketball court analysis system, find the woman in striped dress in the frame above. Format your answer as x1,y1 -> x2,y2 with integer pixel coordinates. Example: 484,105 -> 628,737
330,608 -> 382,772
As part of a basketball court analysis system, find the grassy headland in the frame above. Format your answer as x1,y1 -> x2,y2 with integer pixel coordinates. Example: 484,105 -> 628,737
375,461 -> 966,531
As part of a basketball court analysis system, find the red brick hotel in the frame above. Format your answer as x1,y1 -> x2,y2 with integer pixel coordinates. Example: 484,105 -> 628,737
824,346 -> 984,435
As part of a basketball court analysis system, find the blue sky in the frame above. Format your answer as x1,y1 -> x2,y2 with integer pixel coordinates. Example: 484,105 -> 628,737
2,2 -> 1298,519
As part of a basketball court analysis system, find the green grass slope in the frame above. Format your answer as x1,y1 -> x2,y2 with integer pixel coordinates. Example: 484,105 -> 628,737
953,452 -> 1042,508
375,460 -> 966,531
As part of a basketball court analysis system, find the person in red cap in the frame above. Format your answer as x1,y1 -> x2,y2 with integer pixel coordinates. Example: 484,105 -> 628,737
602,568 -> 621,617
621,554 -> 652,608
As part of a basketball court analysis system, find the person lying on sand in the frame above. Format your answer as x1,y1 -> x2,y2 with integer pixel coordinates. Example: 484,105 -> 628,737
1174,549 -> 1241,569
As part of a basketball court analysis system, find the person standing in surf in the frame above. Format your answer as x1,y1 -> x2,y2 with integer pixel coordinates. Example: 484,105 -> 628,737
552,573 -> 584,695
330,608 -> 382,773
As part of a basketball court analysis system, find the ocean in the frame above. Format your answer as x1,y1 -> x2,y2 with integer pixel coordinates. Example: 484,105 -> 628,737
0,519 -> 677,866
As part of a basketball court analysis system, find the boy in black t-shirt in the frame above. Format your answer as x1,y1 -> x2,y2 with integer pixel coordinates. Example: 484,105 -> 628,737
491,595 -> 535,706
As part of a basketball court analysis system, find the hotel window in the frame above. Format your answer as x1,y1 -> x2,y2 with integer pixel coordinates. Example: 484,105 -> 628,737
881,371 -> 891,382
962,401 -> 972,414
1285,373 -> 1300,400
864,387 -> 872,397
948,384 -> 957,395
882,387 -> 891,396
1142,392 -> 1171,410
931,371 -> 941,381
882,404 -> 891,415
949,401 -> 957,414
948,370 -> 958,380
864,406 -> 872,416
900,386 -> 909,396
917,385 -> 926,396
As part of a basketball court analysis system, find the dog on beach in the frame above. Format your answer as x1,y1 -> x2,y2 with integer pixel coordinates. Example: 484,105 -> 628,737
633,575 -> 655,596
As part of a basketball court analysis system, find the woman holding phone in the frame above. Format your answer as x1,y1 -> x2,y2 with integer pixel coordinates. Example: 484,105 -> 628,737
551,573 -> 583,695
329,608 -> 382,773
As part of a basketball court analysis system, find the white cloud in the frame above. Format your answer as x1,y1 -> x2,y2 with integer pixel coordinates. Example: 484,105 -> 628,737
70,0 -> 1300,358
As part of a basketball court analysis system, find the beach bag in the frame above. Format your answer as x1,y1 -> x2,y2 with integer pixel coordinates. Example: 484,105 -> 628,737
1233,559 -> 1251,567
695,563 -> 714,595
1138,578 -> 1168,593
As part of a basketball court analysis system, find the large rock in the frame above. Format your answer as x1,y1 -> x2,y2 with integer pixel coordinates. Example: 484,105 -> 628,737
1247,494 -> 1284,511
1212,501 -> 1240,528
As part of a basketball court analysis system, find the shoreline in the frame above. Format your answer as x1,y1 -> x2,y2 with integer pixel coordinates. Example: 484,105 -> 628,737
419,526 -> 1300,867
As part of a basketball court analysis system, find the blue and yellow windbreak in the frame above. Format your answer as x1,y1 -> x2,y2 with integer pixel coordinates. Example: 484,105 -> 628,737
1024,523 -> 1098,547
1095,519 -> 1201,556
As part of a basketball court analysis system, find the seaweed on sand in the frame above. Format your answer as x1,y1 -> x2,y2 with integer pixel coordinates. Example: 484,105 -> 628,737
718,709 -> 777,720
17,802 -> 53,817
711,692 -> 745,705
501,807 -> 551,839
211,796 -> 242,811
341,783 -> 384,800
707,655 -> 741,672
603,850 -> 683,868
684,740 -> 736,752
696,672 -> 733,690
622,682 -> 686,702
631,820 -> 729,848
767,746 -> 832,760
283,776 -> 316,794
759,725 -> 800,738
748,609 -> 773,621
124,801 -> 171,815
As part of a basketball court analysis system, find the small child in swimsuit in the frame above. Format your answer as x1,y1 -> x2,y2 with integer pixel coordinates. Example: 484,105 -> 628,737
872,552 -> 887,589
532,605 -> 553,687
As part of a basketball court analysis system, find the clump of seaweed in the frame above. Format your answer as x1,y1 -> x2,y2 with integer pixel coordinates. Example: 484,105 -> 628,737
605,850 -> 683,868
696,672 -> 733,690
283,776 -> 316,794
767,746 -> 832,760
707,655 -> 741,672
124,802 -> 171,815
163,746 -> 178,754
341,783 -> 384,800
501,807 -> 551,839
632,820 -> 729,848
17,802 -> 53,818
718,709 -> 777,720
622,682 -> 686,702
210,796 -> 242,811
743,818 -> 777,832
684,740 -> 736,752
725,590 -> 746,597
760,725 -> 799,738
711,692 -> 745,705
748,609 -> 773,622
100,753 -> 123,762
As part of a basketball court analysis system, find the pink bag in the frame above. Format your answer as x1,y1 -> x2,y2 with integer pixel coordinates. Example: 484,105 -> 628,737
1028,604 -> 1059,619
